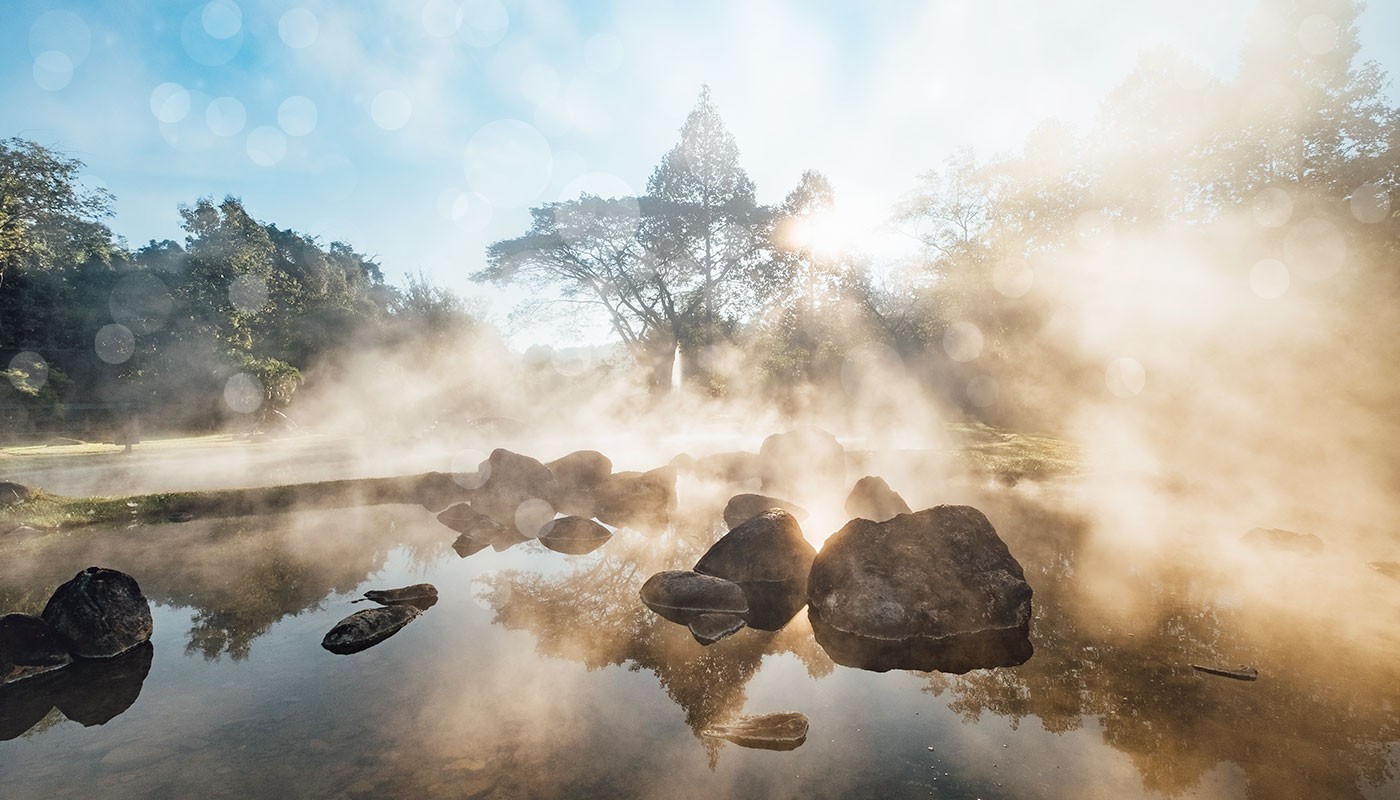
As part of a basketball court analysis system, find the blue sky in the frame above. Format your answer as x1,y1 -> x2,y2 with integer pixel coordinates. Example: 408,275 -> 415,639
4,0 -> 1398,345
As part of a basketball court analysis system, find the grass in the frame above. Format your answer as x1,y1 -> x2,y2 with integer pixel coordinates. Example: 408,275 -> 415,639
946,422 -> 1080,483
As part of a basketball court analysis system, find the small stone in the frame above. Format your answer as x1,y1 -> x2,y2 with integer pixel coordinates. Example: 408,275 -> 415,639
639,571 -> 747,624
321,606 -> 421,655
688,613 -> 746,646
363,584 -> 438,610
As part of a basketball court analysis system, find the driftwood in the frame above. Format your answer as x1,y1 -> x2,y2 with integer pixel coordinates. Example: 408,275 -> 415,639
1191,663 -> 1259,681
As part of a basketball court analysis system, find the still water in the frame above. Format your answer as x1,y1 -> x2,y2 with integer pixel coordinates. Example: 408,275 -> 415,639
2,487 -> 1398,799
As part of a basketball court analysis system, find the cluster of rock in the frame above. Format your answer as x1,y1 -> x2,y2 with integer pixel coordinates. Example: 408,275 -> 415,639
321,584 -> 438,655
1,567 -> 157,738
641,471 -> 1035,674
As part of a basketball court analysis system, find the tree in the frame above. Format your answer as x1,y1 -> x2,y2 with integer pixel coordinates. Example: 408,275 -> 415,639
0,137 -> 115,288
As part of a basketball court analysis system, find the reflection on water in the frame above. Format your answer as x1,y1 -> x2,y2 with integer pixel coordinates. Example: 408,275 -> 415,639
0,488 -> 1397,799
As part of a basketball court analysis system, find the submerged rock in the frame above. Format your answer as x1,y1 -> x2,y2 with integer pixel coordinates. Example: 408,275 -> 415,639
364,584 -> 439,610
688,613 -> 747,646
0,482 -> 32,505
758,426 -> 845,502
843,475 -> 912,522
539,516 -> 612,555
722,494 -> 808,529
321,605 -> 422,655
702,712 -> 809,751
640,571 -> 748,624
0,613 -> 72,685
807,505 -> 1033,673
596,466 -> 676,534
41,567 -> 154,659
547,451 -> 613,516
470,449 -> 559,522
1242,527 -> 1324,553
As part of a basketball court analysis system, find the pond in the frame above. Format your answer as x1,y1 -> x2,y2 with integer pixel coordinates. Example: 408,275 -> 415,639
2,483 -> 1398,799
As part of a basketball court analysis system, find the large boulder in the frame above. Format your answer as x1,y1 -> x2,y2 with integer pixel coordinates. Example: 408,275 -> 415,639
0,613 -> 72,685
702,712 -> 809,751
844,476 -> 912,522
539,516 -> 612,555
41,568 -> 154,659
639,571 -> 748,624
758,427 -> 845,502
547,451 -> 613,516
469,449 -> 559,522
723,494 -> 808,529
695,509 -> 814,631
807,505 -> 1033,673
596,466 -> 676,534
321,605 -> 421,655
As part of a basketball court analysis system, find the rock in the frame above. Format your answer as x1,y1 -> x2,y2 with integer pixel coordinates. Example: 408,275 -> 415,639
54,641 -> 153,725
438,503 -> 511,557
469,449 -> 559,522
363,584 -> 438,610
167,511 -> 195,523
758,427 -> 845,502
0,614 -> 72,685
639,571 -> 748,624
696,509 -> 815,585
0,481 -> 32,505
1242,527 -> 1324,553
41,567 -> 154,659
414,471 -> 466,513
546,451 -> 613,516
596,466 -> 676,534
722,494 -> 808,529
688,613 -> 747,646
539,516 -> 612,555
844,475 -> 912,522
807,505 -> 1033,673
321,605 -> 421,655
702,712 -> 809,751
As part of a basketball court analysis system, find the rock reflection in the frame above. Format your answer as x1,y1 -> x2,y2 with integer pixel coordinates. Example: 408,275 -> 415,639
810,614 -> 1032,674
0,641 -> 153,739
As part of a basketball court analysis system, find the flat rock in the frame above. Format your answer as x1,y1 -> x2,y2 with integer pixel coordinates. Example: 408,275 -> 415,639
364,584 -> 438,610
596,466 -> 676,534
844,475 -> 912,522
546,451 -> 612,516
41,567 -> 154,659
0,613 -> 72,685
539,516 -> 612,555
1242,527 -> 1324,553
807,505 -> 1033,673
722,494 -> 808,529
321,605 -> 421,655
758,427 -> 845,502
702,712 -> 809,751
688,613 -> 747,646
469,449 -> 559,522
640,571 -> 748,624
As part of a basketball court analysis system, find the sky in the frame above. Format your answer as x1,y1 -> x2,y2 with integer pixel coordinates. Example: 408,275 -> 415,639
4,0 -> 1399,346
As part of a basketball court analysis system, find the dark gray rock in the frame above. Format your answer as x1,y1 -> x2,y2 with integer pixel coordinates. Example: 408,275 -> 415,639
844,475 -> 912,522
547,451 -> 612,516
321,605 -> 421,655
807,505 -> 1033,673
722,493 -> 808,529
1242,527 -> 1324,553
469,449 -> 559,522
688,613 -> 747,646
438,503 -> 512,557
539,516 -> 612,555
415,471 -> 467,513
41,567 -> 154,659
0,481 -> 32,505
0,613 -> 71,685
702,712 -> 809,751
640,571 -> 747,624
596,466 -> 676,534
758,427 -> 845,501
696,509 -> 814,585
364,584 -> 438,610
